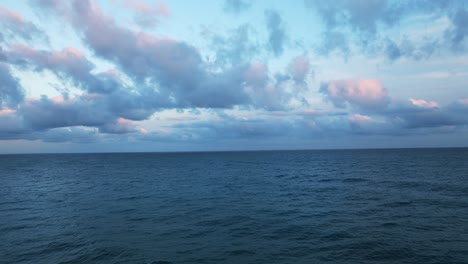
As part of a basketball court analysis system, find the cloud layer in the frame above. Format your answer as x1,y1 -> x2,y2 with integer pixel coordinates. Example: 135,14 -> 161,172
0,0 -> 467,150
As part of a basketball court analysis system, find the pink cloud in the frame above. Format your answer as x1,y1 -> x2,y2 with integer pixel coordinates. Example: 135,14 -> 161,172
99,118 -> 139,134
0,6 -> 25,23
409,98 -> 439,108
0,108 -> 15,115
288,55 -> 310,83
321,79 -> 389,110
244,62 -> 268,87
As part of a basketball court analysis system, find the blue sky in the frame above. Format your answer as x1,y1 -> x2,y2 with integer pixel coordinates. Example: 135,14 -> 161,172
0,0 -> 468,153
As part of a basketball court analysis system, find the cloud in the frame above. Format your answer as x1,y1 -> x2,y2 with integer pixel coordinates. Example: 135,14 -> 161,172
316,30 -> 350,56
305,0 -> 468,59
304,0 -> 401,37
34,127 -> 99,143
397,109 -> 463,129
223,0 -> 251,14
0,6 -> 46,42
446,8 -> 468,51
288,55 -> 310,84
0,108 -> 26,136
20,95 -> 112,130
0,0 -> 316,144
6,45 -> 105,92
2,0 -> 463,149
98,118 -> 139,134
320,79 -> 389,110
349,113 -> 372,124
204,24 -> 258,67
32,0 -> 255,109
376,98 -> 468,130
243,59 -> 311,110
383,38 -> 439,61
265,10 -> 287,57
0,62 -> 24,108
30,0 -> 310,112
113,0 -> 169,28
0,91 -> 155,141
409,98 -> 439,108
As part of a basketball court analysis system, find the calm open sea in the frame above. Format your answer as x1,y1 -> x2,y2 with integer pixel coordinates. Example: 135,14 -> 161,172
1,148 -> 468,263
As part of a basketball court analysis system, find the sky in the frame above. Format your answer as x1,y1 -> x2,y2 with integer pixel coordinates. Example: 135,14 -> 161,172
0,0 -> 468,153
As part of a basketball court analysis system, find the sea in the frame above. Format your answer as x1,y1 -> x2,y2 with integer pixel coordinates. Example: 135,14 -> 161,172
1,148 -> 468,263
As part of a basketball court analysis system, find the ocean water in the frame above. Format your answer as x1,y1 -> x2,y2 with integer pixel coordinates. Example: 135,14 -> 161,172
1,148 -> 468,264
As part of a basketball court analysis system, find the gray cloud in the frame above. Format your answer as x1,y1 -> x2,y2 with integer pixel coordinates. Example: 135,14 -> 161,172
5,46 -> 106,93
383,38 -> 439,61
0,0 -> 313,144
265,10 -> 287,57
316,30 -> 350,57
446,8 -> 468,51
33,0 -> 253,109
34,127 -> 99,143
306,0 -> 468,59
305,0 -> 402,37
385,99 -> 468,129
205,24 -> 259,67
0,62 -> 24,108
20,95 -> 112,130
0,6 -> 46,42
0,0 -> 464,148
0,92 -> 150,141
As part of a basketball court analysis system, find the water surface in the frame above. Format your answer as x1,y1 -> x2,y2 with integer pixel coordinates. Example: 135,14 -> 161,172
1,148 -> 468,263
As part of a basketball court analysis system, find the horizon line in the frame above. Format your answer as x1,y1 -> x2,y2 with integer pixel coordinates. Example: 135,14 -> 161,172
1,146 -> 467,156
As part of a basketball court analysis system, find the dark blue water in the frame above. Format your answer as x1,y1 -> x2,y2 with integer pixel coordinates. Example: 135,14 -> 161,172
1,149 -> 468,263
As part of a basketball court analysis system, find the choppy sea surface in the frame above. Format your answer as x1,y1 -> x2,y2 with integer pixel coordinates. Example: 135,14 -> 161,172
1,148 -> 468,264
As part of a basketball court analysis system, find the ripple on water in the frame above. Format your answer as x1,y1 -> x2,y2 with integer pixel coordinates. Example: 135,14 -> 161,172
1,149 -> 468,263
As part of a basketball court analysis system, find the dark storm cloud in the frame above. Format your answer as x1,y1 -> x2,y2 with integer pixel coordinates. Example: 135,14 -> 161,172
223,0 -> 252,14
265,10 -> 287,57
